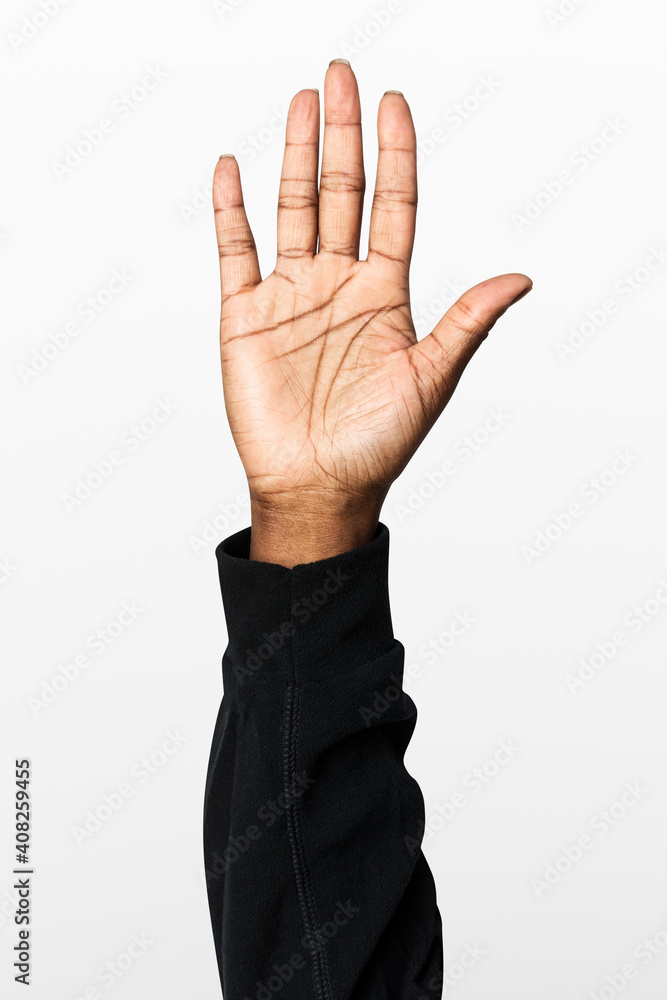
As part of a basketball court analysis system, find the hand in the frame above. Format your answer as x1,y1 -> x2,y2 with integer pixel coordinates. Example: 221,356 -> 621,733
213,60 -> 532,565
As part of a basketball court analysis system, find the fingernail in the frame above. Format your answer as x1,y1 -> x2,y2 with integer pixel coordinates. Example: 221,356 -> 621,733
329,58 -> 350,66
219,154 -> 235,159
304,88 -> 319,94
384,90 -> 404,96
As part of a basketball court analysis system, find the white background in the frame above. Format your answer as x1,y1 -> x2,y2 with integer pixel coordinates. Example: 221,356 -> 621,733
2,0 -> 667,997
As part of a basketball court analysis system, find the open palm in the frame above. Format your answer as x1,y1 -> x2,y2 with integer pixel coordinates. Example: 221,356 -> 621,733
213,61 -> 531,511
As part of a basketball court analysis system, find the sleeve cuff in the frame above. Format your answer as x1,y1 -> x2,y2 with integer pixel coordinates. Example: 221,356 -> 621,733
214,520 -> 397,689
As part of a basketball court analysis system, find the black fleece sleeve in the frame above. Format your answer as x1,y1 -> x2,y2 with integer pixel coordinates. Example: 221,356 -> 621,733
203,520 -> 443,1000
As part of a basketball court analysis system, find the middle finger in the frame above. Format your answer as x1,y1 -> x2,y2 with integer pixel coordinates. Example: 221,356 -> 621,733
318,59 -> 365,258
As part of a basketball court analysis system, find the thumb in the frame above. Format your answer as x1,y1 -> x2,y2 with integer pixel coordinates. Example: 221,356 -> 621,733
408,272 -> 532,407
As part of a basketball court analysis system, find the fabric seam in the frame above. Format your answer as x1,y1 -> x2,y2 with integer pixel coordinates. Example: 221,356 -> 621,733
282,678 -> 333,1000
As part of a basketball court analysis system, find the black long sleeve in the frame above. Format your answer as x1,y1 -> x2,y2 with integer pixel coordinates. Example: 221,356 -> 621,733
203,520 -> 443,1000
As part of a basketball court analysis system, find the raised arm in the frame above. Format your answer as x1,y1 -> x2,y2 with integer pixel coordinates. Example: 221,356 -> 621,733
203,59 -> 531,999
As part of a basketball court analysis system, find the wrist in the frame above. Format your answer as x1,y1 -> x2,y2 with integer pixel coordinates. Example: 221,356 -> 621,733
248,489 -> 385,567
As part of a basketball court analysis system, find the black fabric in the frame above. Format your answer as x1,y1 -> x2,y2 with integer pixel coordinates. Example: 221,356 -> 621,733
203,520 -> 443,999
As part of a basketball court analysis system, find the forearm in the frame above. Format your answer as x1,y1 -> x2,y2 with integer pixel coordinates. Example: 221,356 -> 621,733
203,520 -> 443,999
